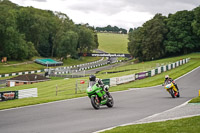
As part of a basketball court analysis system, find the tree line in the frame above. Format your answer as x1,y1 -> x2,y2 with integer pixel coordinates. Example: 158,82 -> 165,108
128,7 -> 200,61
0,0 -> 98,60
96,25 -> 127,34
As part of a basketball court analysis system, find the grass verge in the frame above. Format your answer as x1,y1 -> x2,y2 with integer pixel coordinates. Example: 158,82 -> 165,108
189,96 -> 200,103
102,115 -> 200,133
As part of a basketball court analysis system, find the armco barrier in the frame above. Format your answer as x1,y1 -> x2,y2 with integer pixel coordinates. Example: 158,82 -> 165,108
108,58 -> 189,87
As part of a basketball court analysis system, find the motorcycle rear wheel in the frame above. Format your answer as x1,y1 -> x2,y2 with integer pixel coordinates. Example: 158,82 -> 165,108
106,93 -> 114,108
91,96 -> 100,109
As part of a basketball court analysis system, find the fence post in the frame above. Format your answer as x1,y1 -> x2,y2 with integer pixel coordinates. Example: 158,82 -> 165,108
75,80 -> 77,94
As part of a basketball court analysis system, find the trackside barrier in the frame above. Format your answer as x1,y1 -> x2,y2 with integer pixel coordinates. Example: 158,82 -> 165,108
108,58 -> 189,87
75,58 -> 189,92
18,88 -> 38,99
110,78 -> 117,86
102,79 -> 110,86
0,69 -> 45,78
0,91 -> 18,101
0,88 -> 38,101
116,74 -> 135,85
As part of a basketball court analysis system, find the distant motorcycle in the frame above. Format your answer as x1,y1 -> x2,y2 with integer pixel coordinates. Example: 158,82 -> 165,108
163,81 -> 180,98
86,84 -> 114,109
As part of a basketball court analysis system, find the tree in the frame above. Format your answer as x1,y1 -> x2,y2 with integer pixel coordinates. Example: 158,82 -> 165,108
128,14 -> 167,61
129,28 -> 133,33
0,1 -> 37,60
77,25 -> 96,53
128,27 -> 143,61
141,14 -> 168,60
164,10 -> 199,54
192,6 -> 200,51
56,31 -> 78,59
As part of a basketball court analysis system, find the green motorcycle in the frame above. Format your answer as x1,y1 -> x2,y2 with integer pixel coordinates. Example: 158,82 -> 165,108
86,84 -> 114,110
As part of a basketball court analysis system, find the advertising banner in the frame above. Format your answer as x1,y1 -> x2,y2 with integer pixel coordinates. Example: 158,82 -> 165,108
180,60 -> 182,65
102,79 -> 110,86
0,91 -> 18,101
183,59 -> 185,64
78,53 -> 132,58
168,64 -> 171,70
158,67 -> 161,74
136,72 -> 147,80
151,69 -> 155,76
18,88 -> 38,99
163,66 -> 166,72
172,63 -> 175,68
110,77 -> 117,86
176,61 -> 179,67
116,74 -> 135,84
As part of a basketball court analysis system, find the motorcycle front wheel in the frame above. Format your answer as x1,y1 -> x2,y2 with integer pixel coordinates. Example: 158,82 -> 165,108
169,88 -> 175,98
176,91 -> 180,97
91,96 -> 100,109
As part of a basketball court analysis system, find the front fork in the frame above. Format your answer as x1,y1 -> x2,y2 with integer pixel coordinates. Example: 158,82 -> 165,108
172,85 -> 178,92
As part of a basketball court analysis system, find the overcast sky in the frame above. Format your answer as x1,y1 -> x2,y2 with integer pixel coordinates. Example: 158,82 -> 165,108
10,0 -> 200,30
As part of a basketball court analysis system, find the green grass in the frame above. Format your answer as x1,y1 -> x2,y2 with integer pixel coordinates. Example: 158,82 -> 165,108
0,53 -> 199,110
103,115 -> 200,133
98,33 -> 129,53
0,61 -> 45,74
189,96 -> 200,103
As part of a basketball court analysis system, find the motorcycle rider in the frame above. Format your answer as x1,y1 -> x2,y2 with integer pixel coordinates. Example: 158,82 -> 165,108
89,75 -> 106,99
89,75 -> 103,86
164,75 -> 179,96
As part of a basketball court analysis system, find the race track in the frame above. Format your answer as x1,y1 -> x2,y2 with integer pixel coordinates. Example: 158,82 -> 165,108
0,67 -> 199,133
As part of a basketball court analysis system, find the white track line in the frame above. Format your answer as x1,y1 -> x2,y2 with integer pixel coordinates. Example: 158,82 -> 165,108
94,66 -> 200,133
175,66 -> 200,81
94,100 -> 199,133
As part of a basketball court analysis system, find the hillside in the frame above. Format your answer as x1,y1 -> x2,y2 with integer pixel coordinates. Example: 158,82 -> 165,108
98,33 -> 129,53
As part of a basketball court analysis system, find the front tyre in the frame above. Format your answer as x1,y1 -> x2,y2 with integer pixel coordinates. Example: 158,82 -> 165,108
91,96 -> 100,110
176,91 -> 180,97
169,88 -> 175,98
106,93 -> 114,108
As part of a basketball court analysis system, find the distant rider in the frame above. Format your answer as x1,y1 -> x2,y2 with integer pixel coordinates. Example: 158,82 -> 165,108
164,75 -> 179,95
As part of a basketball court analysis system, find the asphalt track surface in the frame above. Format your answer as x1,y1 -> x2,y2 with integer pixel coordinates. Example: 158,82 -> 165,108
0,67 -> 199,133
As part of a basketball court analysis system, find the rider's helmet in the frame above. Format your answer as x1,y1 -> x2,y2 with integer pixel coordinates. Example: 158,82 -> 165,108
165,75 -> 169,79
89,75 -> 96,81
